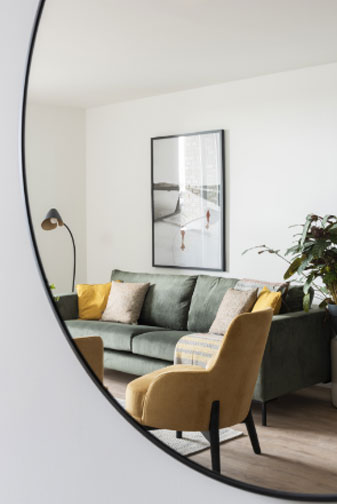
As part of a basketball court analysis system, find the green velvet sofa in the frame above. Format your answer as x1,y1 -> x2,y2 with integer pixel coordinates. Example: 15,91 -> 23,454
57,269 -> 331,425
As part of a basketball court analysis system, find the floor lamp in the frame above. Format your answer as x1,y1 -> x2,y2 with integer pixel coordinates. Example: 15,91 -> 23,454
41,208 -> 77,292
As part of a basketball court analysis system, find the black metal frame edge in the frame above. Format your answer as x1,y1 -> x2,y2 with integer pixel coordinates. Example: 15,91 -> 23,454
151,129 -> 226,272
19,2 -> 337,501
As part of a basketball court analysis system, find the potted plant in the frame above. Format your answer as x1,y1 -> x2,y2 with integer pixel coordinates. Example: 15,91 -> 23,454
49,283 -> 60,302
244,214 -> 337,311
244,213 -> 337,407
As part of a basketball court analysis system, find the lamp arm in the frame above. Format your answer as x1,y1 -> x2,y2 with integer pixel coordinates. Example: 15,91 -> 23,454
63,223 -> 76,292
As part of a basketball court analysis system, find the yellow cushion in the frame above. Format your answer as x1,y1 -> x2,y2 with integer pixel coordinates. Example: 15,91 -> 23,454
252,286 -> 282,315
77,283 -> 112,320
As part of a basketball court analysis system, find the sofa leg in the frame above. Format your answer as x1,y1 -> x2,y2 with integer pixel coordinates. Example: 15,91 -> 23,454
245,408 -> 261,454
176,431 -> 182,439
261,402 -> 267,426
209,400 -> 220,473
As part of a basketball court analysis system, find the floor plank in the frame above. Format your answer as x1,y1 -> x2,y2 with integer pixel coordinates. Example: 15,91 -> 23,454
104,369 -> 337,494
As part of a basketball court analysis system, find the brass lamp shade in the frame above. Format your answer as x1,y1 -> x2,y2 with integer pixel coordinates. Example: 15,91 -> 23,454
41,208 -> 64,230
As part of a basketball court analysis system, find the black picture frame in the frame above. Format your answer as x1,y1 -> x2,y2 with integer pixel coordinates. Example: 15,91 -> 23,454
151,129 -> 226,271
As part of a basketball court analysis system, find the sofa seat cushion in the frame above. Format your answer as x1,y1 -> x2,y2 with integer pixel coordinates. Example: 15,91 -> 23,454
187,275 -> 239,333
110,269 -> 196,330
132,330 -> 191,362
65,320 -> 166,352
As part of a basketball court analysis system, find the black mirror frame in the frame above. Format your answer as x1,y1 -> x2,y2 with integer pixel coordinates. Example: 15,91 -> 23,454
20,1 -> 337,501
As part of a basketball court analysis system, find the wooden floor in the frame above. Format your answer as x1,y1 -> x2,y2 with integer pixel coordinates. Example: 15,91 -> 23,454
104,369 -> 337,495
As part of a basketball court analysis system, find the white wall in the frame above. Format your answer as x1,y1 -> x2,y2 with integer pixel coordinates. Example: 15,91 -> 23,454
86,62 -> 337,284
25,102 -> 87,292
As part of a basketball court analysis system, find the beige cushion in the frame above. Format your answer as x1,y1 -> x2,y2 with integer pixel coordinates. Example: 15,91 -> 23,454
209,288 -> 258,335
101,281 -> 150,324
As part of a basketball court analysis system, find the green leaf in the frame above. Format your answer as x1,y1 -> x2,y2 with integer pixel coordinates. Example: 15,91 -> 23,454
49,283 -> 56,290
297,256 -> 313,275
300,215 -> 313,246
303,274 -> 314,294
314,241 -> 329,257
285,244 -> 301,256
241,245 -> 266,256
327,223 -> 337,233
322,272 -> 337,286
284,256 -> 305,279
303,292 -> 311,312
319,299 -> 329,308
322,214 -> 335,227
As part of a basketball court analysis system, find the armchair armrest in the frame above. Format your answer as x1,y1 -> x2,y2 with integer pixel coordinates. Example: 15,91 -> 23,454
55,293 -> 78,320
254,308 -> 331,403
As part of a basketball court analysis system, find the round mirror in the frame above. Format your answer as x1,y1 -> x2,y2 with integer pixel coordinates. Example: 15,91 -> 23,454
23,0 -> 337,499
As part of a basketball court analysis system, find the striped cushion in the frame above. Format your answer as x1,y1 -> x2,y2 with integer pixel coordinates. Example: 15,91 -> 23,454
235,278 -> 287,295
174,333 -> 222,368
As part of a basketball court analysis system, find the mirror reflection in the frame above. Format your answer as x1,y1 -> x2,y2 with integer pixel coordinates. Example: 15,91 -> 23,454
25,0 -> 337,496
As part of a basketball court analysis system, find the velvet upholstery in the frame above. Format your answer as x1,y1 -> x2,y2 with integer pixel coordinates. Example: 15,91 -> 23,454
110,269 -> 196,330
252,287 -> 282,315
104,350 -> 169,376
74,336 -> 104,382
125,309 -> 273,430
132,330 -> 191,361
56,293 -> 78,320
57,273 -> 331,409
280,285 -> 314,313
253,308 -> 331,402
65,320 -> 165,352
77,283 -> 112,320
187,275 -> 239,332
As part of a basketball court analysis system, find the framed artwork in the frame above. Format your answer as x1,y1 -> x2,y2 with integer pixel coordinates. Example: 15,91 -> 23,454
151,130 -> 225,271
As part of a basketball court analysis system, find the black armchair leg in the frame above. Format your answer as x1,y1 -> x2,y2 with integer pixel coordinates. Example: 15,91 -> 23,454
244,408 -> 261,454
176,431 -> 182,439
209,401 -> 220,473
261,401 -> 267,426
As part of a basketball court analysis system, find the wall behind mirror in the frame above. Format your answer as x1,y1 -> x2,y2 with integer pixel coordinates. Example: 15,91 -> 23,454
24,0 -> 337,499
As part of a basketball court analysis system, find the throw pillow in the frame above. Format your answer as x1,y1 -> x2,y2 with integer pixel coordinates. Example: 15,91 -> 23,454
77,283 -> 112,320
209,288 -> 258,335
252,286 -> 282,315
235,278 -> 288,295
101,281 -> 150,324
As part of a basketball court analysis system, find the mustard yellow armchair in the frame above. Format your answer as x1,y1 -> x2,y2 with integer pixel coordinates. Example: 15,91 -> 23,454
74,336 -> 104,382
125,308 -> 273,473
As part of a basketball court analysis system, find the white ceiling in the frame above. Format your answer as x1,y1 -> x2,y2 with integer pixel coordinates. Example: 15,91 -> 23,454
28,0 -> 337,108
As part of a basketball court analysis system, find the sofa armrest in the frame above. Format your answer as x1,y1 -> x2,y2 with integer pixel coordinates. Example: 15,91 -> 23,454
55,293 -> 78,320
254,308 -> 331,403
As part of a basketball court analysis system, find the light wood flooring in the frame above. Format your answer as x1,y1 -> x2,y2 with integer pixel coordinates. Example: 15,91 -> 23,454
104,369 -> 337,495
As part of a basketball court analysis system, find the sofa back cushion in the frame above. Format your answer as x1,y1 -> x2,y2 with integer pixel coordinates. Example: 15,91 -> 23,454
110,269 -> 197,330
234,278 -> 313,313
187,275 -> 239,332
280,285 -> 314,313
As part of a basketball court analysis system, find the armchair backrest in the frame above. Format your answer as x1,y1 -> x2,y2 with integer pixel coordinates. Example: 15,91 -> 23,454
207,308 -> 273,428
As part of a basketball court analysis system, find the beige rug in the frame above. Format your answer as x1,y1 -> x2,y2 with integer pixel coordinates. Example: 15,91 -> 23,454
116,398 -> 243,457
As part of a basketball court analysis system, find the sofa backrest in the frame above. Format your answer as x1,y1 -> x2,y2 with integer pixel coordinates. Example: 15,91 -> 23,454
234,278 -> 312,313
280,285 -> 314,313
187,275 -> 312,333
187,275 -> 239,332
110,269 -> 197,330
